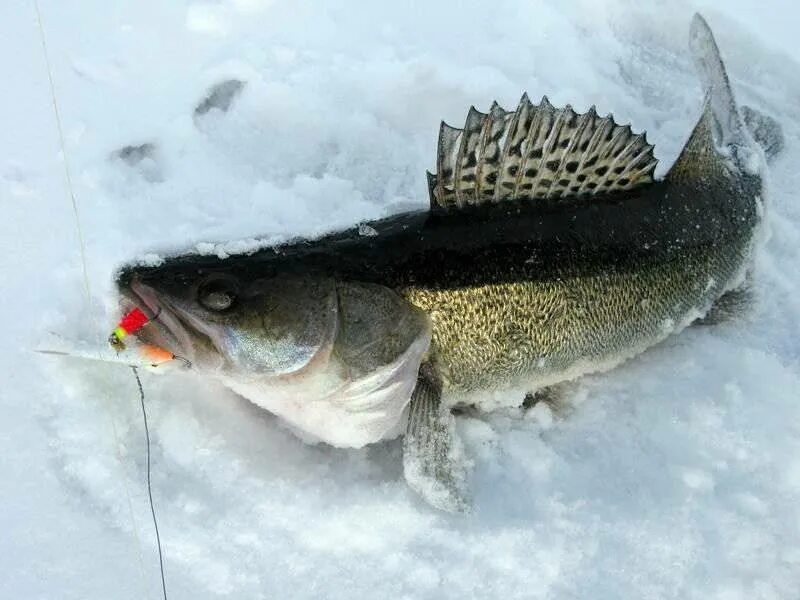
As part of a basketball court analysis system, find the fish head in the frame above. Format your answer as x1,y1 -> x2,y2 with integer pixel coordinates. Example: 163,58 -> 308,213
116,260 -> 338,378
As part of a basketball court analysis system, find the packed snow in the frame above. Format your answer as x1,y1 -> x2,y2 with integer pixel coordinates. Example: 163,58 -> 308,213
2,0 -> 800,598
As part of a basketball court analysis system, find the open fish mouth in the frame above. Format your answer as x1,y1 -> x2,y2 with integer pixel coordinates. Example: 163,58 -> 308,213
128,279 -> 196,362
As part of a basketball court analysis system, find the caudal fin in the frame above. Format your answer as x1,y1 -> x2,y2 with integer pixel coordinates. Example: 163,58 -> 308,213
691,14 -> 783,164
668,14 -> 763,180
688,14 -> 747,150
742,105 -> 784,163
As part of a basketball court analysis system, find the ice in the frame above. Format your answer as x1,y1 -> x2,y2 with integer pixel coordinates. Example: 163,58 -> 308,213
3,0 -> 800,598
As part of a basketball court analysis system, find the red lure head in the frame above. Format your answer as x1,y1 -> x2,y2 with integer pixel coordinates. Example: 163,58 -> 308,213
109,307 -> 150,350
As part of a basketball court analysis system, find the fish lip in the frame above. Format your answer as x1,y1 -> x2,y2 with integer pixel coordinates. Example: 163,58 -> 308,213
128,278 -> 196,362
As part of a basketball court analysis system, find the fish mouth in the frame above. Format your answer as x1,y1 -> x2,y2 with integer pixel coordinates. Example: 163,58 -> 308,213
127,279 -> 196,363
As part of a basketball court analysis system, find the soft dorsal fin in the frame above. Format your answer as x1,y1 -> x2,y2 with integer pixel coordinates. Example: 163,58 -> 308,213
429,95 -> 658,210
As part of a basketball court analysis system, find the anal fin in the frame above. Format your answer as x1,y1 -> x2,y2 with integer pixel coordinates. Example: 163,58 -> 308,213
403,363 -> 471,512
695,284 -> 754,326
522,384 -> 572,417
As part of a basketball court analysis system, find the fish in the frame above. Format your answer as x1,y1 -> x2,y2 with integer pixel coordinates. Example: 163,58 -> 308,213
114,15 -> 778,511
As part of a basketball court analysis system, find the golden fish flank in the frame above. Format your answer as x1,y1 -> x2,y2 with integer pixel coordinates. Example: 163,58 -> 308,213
400,241 -> 746,397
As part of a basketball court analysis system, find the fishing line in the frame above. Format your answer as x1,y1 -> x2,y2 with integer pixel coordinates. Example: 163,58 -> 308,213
32,0 -> 92,308
32,1 -> 165,597
132,367 -> 169,600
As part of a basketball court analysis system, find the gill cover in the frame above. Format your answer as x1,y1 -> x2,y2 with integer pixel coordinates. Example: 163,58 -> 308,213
169,276 -> 339,376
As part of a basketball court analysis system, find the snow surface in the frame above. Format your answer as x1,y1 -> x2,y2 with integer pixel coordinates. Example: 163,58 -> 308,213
2,0 -> 800,598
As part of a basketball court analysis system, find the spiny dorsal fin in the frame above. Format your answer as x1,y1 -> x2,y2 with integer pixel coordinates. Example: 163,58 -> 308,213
430,95 -> 658,210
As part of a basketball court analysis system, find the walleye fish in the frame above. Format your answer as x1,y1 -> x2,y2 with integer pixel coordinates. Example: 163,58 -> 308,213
115,15 -> 776,511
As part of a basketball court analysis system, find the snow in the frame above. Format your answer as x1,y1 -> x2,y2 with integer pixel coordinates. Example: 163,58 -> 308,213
2,0 -> 800,598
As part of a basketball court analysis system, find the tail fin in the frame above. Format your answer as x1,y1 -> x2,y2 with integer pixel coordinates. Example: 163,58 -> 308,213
742,105 -> 784,163
669,14 -> 762,179
688,14 -> 747,150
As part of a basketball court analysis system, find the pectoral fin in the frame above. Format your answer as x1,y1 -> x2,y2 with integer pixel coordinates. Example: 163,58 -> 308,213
402,363 -> 471,512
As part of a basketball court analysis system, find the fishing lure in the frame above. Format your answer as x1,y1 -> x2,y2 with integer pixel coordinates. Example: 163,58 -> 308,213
109,307 -> 189,367
109,307 -> 150,350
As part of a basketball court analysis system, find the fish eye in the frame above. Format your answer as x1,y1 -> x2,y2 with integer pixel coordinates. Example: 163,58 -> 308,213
198,277 -> 238,312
